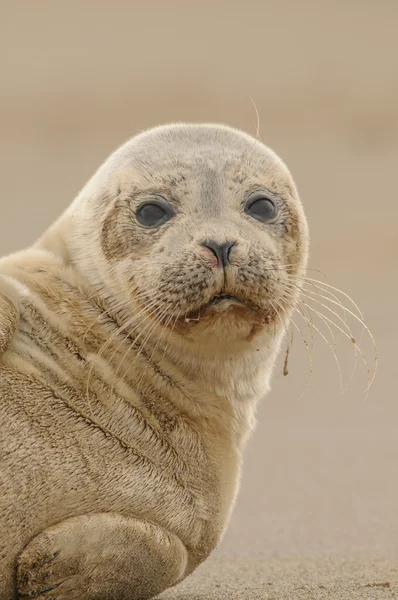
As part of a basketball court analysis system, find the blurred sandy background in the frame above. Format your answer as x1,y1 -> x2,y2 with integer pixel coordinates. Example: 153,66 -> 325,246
1,1 -> 397,597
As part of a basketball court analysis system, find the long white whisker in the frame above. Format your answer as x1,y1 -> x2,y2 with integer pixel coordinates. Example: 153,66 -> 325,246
85,298 -> 163,410
272,299 -> 313,398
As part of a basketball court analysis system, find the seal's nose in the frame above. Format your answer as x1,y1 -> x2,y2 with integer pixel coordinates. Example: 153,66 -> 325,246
201,240 -> 236,267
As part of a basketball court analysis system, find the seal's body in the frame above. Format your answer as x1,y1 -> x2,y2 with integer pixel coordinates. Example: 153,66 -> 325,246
0,124 -> 308,599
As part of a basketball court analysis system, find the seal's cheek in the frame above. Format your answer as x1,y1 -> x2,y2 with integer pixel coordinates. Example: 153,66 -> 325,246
101,198 -> 145,262
101,200 -> 125,261
101,198 -> 166,263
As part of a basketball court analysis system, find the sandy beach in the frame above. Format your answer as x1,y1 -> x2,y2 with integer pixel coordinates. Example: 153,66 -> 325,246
159,558 -> 398,599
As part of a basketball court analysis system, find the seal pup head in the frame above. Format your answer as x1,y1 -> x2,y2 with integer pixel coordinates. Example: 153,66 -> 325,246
45,124 -> 309,353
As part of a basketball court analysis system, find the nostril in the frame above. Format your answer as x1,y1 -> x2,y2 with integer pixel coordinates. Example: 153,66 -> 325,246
201,240 -> 236,267
224,242 -> 234,263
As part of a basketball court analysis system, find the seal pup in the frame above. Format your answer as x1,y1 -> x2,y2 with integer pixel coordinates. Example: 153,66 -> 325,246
0,123 -> 308,599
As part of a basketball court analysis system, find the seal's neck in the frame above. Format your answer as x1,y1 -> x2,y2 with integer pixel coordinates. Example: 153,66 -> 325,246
159,337 -> 282,451
161,329 -> 283,403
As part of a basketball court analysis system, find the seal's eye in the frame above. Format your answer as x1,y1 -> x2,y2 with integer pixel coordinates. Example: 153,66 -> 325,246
245,193 -> 278,223
135,198 -> 174,228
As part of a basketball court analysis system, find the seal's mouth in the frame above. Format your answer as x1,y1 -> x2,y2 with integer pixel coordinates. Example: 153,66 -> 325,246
178,291 -> 278,327
207,293 -> 243,306
183,292 -> 262,322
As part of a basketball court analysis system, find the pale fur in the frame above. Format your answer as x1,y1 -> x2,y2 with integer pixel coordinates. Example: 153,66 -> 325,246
0,123 -> 308,599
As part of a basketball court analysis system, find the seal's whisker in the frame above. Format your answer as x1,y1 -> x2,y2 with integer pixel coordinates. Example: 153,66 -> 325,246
294,301 -> 316,351
284,274 -> 350,315
265,265 -> 326,275
284,276 -> 351,343
136,305 -> 174,368
297,293 -> 360,392
81,287 -> 161,347
107,305 -> 168,398
113,301 -> 168,379
301,281 -> 350,342
270,299 -> 294,376
118,303 -> 172,390
249,96 -> 261,140
282,293 -> 345,392
280,276 -> 375,393
84,306 -> 148,408
301,286 -> 377,389
101,298 -> 163,367
287,280 -> 364,392
303,277 -> 365,320
281,305 -> 314,399
149,306 -> 180,364
165,309 -> 182,357
272,298 -> 314,396
85,299 -> 163,410
298,301 -> 345,392
81,296 -> 133,349
282,283 -> 339,348
121,301 -> 173,371
300,301 -> 375,393
284,272 -> 358,329
111,308 -> 167,392
104,296 -> 164,371
300,285 -> 363,332
135,306 -> 181,392
298,311 -> 344,390
269,298 -> 291,356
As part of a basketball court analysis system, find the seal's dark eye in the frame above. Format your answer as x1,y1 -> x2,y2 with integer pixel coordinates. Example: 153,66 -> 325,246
245,194 -> 278,223
135,198 -> 174,228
